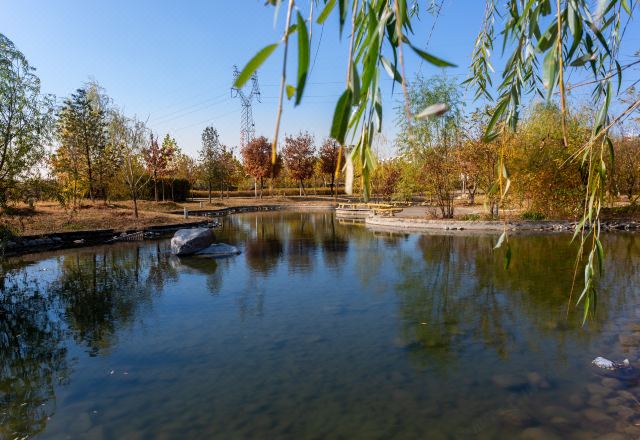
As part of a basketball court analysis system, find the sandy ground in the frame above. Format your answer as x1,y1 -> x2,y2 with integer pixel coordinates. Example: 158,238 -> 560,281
1,197 -> 341,236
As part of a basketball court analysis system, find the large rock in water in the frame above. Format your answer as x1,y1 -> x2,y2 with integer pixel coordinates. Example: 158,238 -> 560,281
171,228 -> 215,255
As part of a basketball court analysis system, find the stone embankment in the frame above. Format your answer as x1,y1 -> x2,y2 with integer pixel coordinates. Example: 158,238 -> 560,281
3,221 -> 216,257
365,217 -> 640,233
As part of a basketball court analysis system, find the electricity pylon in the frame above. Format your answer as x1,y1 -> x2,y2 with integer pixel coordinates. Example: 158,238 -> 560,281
231,66 -> 261,149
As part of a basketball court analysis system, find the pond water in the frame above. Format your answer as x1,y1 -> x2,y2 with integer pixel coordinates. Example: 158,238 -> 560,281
2,211 -> 640,439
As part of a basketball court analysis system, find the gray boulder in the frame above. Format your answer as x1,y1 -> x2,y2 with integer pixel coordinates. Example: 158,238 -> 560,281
195,243 -> 241,257
170,228 -> 215,255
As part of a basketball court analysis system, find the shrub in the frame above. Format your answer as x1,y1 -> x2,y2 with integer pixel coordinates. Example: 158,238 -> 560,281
521,211 -> 546,221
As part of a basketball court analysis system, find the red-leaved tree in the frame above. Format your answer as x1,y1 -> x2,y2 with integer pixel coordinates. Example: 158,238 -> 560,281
319,138 -> 344,195
143,133 -> 172,202
241,136 -> 281,198
283,132 -> 316,196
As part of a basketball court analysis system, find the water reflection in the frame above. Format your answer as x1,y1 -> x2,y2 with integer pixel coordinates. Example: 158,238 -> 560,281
0,271 -> 68,439
1,213 -> 640,439
49,247 -> 155,356
241,214 -> 284,275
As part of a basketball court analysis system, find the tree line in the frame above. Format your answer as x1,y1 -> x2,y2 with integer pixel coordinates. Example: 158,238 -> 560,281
0,33 -> 346,218
2,32 -> 639,222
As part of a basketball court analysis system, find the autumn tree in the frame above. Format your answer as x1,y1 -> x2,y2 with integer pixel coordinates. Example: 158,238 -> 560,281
57,88 -> 107,202
508,104 -> 588,218
458,108 -> 501,215
372,158 -> 402,200
241,136 -> 280,198
283,132 -> 315,196
0,34 -> 54,205
166,142 -> 187,201
318,138 -> 343,196
114,112 -> 150,218
613,135 -> 640,201
142,133 -> 173,203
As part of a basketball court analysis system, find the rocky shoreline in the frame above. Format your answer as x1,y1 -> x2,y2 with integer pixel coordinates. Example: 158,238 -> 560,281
365,216 -> 640,233
4,206 -> 639,258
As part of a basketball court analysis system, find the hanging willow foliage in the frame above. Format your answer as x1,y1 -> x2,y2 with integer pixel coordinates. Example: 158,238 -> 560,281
234,0 -> 637,320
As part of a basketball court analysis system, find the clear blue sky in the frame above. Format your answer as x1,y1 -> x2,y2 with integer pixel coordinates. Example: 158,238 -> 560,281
1,1 -> 639,158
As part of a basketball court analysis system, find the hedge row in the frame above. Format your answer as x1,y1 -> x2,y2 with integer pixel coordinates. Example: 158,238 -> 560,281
190,187 -> 344,198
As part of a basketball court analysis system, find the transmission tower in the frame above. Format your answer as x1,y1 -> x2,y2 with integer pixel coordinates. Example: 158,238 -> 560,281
231,65 -> 261,149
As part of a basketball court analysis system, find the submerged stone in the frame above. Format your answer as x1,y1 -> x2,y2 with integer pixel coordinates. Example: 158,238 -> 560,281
491,374 -> 529,391
195,243 -> 241,258
170,228 -> 215,255
519,426 -> 561,440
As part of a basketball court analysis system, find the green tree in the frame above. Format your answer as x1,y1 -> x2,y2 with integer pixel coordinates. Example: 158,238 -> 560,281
57,88 -> 107,202
396,75 -> 463,218
199,126 -> 224,204
0,33 -> 54,204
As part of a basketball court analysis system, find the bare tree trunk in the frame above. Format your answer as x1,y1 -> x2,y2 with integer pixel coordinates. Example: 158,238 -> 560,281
85,145 -> 94,202
153,171 -> 158,203
171,181 -> 175,201
162,180 -> 165,201
259,177 -> 263,199
132,189 -> 139,218
220,180 -> 224,200
254,179 -> 258,198
208,181 -> 212,204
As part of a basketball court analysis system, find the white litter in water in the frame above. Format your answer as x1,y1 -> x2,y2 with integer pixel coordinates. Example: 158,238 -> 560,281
592,356 -> 630,370
592,357 -> 615,370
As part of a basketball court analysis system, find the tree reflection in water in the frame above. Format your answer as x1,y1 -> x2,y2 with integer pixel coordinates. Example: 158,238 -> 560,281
393,232 -> 636,368
319,213 -> 349,271
48,246 -> 155,356
0,269 -> 68,439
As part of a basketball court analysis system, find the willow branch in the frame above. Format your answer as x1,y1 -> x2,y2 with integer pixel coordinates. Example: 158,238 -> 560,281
557,0 -> 568,147
271,0 -> 295,165
336,0 -> 359,179
394,0 -> 411,120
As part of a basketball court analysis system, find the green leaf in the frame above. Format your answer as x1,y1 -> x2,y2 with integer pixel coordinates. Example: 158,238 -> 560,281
542,48 -> 559,101
484,99 -> 509,141
330,88 -> 353,144
504,243 -> 512,270
317,0 -> 336,24
286,84 -> 296,100
622,0 -> 632,14
380,55 -> 402,83
569,52 -> 596,66
338,0 -> 348,36
536,21 -> 558,52
409,43 -> 456,67
595,237 -> 604,275
233,43 -> 279,88
295,12 -> 310,106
